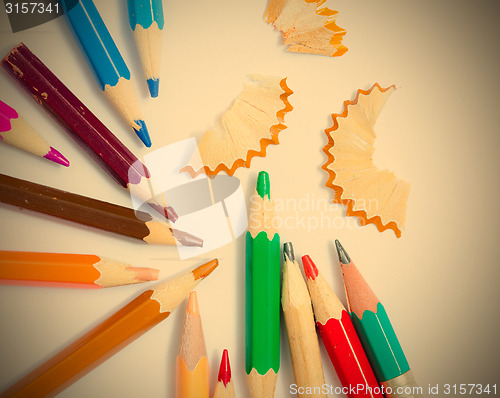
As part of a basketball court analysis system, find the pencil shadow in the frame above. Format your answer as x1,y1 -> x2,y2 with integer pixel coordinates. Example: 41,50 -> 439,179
165,297 -> 187,396
233,229 -> 247,396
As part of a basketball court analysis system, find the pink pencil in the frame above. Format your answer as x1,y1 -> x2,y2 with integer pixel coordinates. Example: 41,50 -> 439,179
0,99 -> 69,166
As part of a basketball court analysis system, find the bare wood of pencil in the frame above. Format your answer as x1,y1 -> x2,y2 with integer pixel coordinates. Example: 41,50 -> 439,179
0,99 -> 69,166
282,242 -> 326,398
0,173 -> 202,247
176,291 -> 209,398
0,259 -> 219,398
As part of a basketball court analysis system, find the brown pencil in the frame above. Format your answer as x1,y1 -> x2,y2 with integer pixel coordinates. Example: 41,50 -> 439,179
0,258 -> 219,398
0,173 -> 202,246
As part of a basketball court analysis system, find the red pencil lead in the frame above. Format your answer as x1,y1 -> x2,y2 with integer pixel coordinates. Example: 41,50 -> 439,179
218,349 -> 231,386
301,255 -> 319,280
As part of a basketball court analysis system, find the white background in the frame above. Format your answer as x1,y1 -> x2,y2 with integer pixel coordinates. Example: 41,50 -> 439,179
1,1 -> 499,397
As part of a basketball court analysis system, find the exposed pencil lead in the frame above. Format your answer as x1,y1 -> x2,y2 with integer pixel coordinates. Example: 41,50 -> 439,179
301,255 -> 318,280
133,119 -> 152,147
172,229 -> 204,247
147,78 -> 160,98
187,291 -> 200,315
256,171 -> 270,199
45,147 -> 70,167
218,349 -> 231,386
283,242 -> 295,262
146,202 -> 178,222
335,239 -> 351,265
192,259 -> 219,281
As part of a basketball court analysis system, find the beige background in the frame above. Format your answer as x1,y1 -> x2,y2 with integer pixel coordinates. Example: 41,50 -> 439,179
1,0 -> 499,397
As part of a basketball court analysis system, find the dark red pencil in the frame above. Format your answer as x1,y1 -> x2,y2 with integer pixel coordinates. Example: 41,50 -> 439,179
2,42 -> 175,221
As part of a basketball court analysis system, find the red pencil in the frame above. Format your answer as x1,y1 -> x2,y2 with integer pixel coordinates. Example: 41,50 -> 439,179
213,349 -> 235,398
302,255 -> 383,398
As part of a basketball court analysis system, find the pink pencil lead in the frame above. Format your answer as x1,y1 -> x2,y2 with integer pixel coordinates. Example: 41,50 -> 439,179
45,147 -> 70,167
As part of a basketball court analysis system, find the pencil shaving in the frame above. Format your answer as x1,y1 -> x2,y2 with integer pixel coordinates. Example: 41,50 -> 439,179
182,75 -> 293,177
322,83 -> 410,238
264,0 -> 347,56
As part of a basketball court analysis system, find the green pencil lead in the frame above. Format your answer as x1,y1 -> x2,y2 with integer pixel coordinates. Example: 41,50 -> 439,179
256,171 -> 270,199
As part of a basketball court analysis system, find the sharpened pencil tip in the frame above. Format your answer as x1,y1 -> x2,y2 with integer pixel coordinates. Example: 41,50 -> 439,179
133,119 -> 152,147
172,229 -> 203,247
148,202 -> 178,222
44,147 -> 70,167
256,171 -> 270,199
218,349 -> 231,386
147,78 -> 159,98
187,291 -> 199,315
283,242 -> 295,262
301,255 -> 318,280
192,259 -> 219,281
335,239 -> 351,265
127,266 -> 160,282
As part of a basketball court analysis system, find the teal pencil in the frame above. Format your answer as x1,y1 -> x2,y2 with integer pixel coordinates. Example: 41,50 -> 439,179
336,240 -> 421,398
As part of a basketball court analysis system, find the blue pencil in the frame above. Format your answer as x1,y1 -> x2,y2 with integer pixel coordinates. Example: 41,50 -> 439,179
61,0 -> 152,147
127,0 -> 164,98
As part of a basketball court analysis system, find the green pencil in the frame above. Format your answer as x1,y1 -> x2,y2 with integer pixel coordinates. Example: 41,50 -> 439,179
245,171 -> 280,398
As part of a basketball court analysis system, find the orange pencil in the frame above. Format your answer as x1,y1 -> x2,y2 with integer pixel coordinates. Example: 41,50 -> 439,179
0,259 -> 218,398
0,250 -> 159,288
176,291 -> 209,398
213,349 -> 235,398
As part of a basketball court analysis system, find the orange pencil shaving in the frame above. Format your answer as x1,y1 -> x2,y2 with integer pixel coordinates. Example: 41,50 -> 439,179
322,84 -> 410,237
265,0 -> 347,57
0,259 -> 218,398
183,75 -> 293,177
0,250 -> 159,288
176,291 -> 209,398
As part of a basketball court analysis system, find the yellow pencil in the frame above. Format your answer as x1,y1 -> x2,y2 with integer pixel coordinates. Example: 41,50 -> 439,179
176,291 -> 209,398
282,242 -> 326,398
